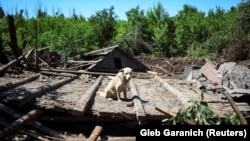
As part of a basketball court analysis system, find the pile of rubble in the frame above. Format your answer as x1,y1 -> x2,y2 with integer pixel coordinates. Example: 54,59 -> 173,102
220,62 -> 250,89
184,59 -> 250,124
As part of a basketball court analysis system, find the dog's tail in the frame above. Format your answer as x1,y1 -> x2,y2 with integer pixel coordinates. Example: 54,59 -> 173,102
96,91 -> 106,97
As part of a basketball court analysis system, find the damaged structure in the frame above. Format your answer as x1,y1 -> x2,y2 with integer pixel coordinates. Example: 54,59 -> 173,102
0,15 -> 249,140
184,59 -> 250,125
66,45 -> 149,72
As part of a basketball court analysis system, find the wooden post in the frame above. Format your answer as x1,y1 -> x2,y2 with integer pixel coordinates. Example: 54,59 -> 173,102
129,78 -> 146,125
224,91 -> 248,125
0,109 -> 42,139
0,73 -> 40,92
6,15 -> 21,58
71,75 -> 103,116
88,126 -> 103,141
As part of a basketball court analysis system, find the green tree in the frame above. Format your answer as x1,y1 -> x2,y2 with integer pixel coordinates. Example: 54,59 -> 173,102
146,2 -> 176,57
120,6 -> 151,56
88,6 -> 117,48
174,4 -> 210,57
0,6 -> 5,18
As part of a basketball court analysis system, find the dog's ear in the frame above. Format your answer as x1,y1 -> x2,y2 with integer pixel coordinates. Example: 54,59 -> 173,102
119,68 -> 124,73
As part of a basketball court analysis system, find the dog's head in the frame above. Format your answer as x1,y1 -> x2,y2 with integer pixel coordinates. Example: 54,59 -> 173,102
119,67 -> 133,81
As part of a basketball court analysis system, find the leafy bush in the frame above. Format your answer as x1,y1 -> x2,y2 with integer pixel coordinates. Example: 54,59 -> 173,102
162,92 -> 240,125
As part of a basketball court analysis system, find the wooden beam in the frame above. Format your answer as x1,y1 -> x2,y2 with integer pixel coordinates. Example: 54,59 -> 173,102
0,55 -> 24,74
88,125 -> 103,141
67,60 -> 101,64
39,68 -> 116,76
0,109 -> 42,139
155,107 -> 196,125
154,75 -> 190,107
71,75 -> 103,117
18,75 -> 77,106
224,91 -> 248,125
40,71 -> 77,77
0,73 -> 40,92
155,107 -> 174,118
0,103 -> 65,139
24,48 -> 34,59
129,79 -> 146,125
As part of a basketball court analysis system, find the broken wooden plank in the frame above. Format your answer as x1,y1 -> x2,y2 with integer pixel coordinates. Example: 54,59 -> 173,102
67,63 -> 93,70
155,107 -> 174,118
0,73 -> 40,92
67,60 -> 101,64
88,125 -> 103,141
38,56 -> 50,65
200,62 -> 220,84
155,107 -> 196,125
18,75 -> 78,106
71,75 -> 103,117
40,71 -> 77,77
129,78 -> 146,125
0,55 -> 24,74
0,103 -> 65,139
24,48 -> 34,59
226,88 -> 250,95
224,91 -> 248,125
165,60 -> 176,69
0,109 -> 42,139
225,102 -> 250,112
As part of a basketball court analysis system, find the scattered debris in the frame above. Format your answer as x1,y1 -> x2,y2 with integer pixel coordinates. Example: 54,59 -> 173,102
0,16 -> 249,140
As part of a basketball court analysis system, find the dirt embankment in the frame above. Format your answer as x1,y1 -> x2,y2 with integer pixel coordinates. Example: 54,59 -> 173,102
136,56 -> 250,75
135,56 -> 206,75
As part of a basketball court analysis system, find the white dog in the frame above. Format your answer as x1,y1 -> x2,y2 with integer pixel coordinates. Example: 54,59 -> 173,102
97,67 -> 133,102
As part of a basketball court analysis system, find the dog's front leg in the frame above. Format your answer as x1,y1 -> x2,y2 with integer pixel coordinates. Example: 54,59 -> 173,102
115,88 -> 122,102
123,90 -> 127,99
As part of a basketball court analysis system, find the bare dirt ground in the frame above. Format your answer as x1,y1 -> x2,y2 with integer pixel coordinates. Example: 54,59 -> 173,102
135,56 -> 206,75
